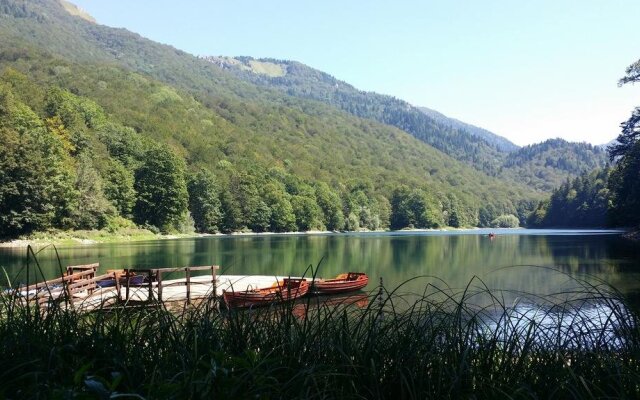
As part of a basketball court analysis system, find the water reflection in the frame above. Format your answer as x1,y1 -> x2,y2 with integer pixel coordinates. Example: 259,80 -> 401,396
1,230 -> 639,304
483,300 -> 631,350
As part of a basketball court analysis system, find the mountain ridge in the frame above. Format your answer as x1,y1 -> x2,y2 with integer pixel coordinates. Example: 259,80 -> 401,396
204,55 -> 508,176
417,106 -> 518,152
0,0 -> 545,236
203,56 -> 608,189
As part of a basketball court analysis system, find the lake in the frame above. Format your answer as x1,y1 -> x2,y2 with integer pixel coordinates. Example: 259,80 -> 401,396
1,229 -> 639,305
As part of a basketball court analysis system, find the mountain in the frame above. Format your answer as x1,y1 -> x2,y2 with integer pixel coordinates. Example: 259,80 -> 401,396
202,57 -> 607,189
204,56 -> 508,176
0,0 -> 545,237
417,107 -> 518,152
501,139 -> 608,191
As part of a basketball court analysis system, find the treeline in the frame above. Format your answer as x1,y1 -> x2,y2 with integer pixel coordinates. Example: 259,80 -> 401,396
528,58 -> 640,229
527,169 -> 610,227
500,138 -> 608,192
0,79 -> 504,238
0,75 -> 534,238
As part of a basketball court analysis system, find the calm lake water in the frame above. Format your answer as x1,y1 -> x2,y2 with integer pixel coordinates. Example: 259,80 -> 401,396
1,229 -> 639,304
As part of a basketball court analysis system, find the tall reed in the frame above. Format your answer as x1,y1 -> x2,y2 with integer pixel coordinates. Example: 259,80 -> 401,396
0,254 -> 639,399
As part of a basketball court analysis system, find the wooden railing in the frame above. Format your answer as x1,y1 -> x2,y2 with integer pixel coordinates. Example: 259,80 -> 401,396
13,263 -> 219,308
121,265 -> 219,304
17,263 -> 109,307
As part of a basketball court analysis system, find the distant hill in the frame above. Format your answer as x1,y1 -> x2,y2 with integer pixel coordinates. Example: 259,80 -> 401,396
203,57 -> 606,190
417,107 -> 518,152
205,56 -> 508,176
501,139 -> 608,191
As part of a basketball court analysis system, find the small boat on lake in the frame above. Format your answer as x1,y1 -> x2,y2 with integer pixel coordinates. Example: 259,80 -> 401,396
222,278 -> 309,308
312,272 -> 369,294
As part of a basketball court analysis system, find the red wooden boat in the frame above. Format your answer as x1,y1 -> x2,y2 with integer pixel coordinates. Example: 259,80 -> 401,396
312,272 -> 369,294
222,278 -> 309,308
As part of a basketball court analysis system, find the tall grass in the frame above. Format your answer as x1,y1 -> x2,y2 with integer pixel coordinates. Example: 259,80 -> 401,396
1,257 -> 639,398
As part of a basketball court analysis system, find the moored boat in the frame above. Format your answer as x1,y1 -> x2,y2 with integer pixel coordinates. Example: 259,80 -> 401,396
222,278 -> 309,308
312,272 -> 368,294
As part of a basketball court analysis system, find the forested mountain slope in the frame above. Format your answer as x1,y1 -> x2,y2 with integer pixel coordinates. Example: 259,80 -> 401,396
0,0 -> 545,237
205,57 -> 608,192
205,56 -> 508,175
417,107 -> 518,152
502,139 -> 608,192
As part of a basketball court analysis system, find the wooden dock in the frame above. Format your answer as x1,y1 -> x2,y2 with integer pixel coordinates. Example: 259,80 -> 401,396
10,263 -> 307,312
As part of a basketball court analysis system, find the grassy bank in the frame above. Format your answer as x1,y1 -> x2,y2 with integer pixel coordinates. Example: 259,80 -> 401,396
0,226 -> 492,248
0,228 -> 202,247
1,273 -> 639,399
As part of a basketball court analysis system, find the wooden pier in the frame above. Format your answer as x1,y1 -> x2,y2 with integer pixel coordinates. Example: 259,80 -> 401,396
10,263 -> 307,312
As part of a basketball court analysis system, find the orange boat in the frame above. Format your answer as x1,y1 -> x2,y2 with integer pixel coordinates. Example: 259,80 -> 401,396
312,272 -> 369,294
222,278 -> 309,308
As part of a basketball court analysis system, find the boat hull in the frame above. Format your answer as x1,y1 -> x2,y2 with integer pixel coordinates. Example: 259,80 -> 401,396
313,272 -> 369,294
223,278 -> 309,308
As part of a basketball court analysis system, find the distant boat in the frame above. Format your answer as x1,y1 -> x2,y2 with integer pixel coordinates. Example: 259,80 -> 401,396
488,233 -> 496,240
222,278 -> 309,308
312,272 -> 369,294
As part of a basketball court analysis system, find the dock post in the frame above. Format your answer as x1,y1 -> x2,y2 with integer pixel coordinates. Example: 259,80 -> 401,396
147,269 -> 153,302
157,270 -> 163,303
125,269 -> 131,302
186,267 -> 191,304
211,265 -> 217,301
115,271 -> 122,302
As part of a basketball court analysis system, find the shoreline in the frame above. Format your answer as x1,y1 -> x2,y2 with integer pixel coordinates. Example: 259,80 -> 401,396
0,226 -> 627,249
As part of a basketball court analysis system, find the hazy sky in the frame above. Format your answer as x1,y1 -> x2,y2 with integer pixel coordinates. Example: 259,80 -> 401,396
72,0 -> 640,146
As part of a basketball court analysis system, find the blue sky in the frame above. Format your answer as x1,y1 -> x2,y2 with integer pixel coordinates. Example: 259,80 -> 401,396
72,0 -> 640,146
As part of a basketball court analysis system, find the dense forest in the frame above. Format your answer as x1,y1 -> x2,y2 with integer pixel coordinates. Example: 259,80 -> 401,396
0,0 -> 544,239
0,59 -> 520,236
418,106 -> 519,152
205,56 -> 608,188
529,58 -> 640,228
527,169 -> 610,227
0,0 -> 623,239
501,139 -> 608,192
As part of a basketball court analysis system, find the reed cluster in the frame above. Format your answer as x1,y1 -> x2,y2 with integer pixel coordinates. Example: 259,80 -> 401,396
1,268 -> 639,398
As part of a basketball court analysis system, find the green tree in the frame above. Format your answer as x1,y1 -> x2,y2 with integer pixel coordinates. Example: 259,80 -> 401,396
390,186 -> 443,230
263,183 -> 296,232
134,146 -> 189,233
608,58 -> 640,227
490,214 -> 520,228
70,155 -> 115,229
291,195 -> 323,231
228,171 -> 262,230
44,87 -> 96,155
314,182 -> 344,231
0,86 -> 74,237
219,188 -> 242,233
104,160 -> 136,218
187,169 -> 222,233
608,143 -> 640,226
96,122 -> 145,169
249,200 -> 272,232
390,186 -> 413,229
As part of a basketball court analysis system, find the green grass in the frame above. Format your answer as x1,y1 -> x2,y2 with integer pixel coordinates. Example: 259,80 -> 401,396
1,255 -> 639,399
0,228 -> 203,247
